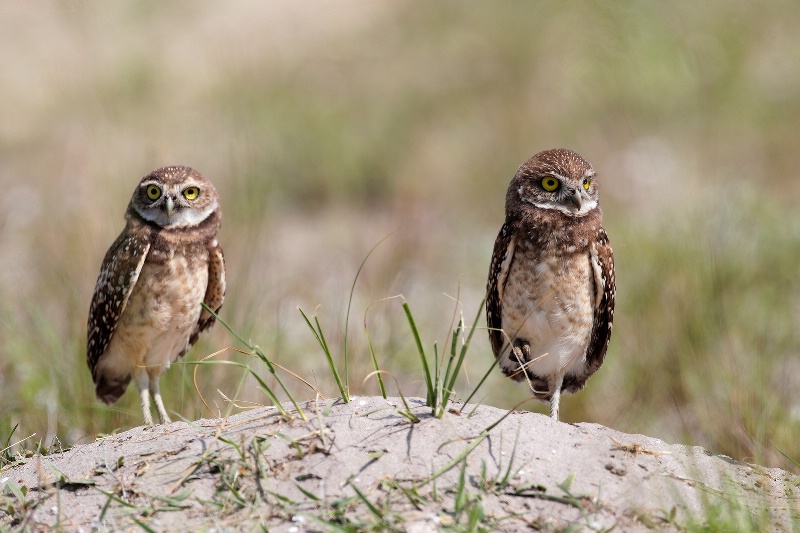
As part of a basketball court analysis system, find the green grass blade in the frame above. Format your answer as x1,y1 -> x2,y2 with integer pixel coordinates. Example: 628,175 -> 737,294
298,307 -> 349,402
436,320 -> 461,417
130,516 -> 159,533
200,303 -> 304,420
252,346 -> 307,420
1,424 -> 18,464
402,301 -> 433,406
421,432 -> 488,486
364,326 -> 387,398
454,458 -> 468,517
348,479 -> 384,522
294,482 -> 321,502
202,302 -> 251,349
188,354 -> 290,419
3,480 -> 26,502
433,341 -> 441,412
775,445 -> 800,470
95,488 -> 138,509
315,315 -> 348,400
461,357 -> 500,410
442,319 -> 461,388
420,402 -> 521,486
499,423 -> 523,488
442,299 -> 485,408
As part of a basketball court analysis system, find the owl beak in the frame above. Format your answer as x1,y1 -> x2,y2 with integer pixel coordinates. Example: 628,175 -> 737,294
568,188 -> 582,210
165,196 -> 175,217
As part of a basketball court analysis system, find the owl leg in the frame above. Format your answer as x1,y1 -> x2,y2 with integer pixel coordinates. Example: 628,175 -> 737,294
133,367 -> 154,426
549,372 -> 565,421
149,376 -> 172,424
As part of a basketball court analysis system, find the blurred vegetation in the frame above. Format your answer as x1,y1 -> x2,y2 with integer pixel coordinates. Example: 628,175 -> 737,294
0,1 -> 799,475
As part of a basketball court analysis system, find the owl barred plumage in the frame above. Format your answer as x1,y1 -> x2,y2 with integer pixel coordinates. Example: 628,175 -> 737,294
486,149 -> 615,421
87,166 -> 226,426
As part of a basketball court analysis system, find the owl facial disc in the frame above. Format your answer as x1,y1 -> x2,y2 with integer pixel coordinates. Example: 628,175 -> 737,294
135,179 -> 218,229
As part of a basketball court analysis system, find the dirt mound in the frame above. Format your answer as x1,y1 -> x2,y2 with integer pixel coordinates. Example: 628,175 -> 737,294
2,397 -> 797,531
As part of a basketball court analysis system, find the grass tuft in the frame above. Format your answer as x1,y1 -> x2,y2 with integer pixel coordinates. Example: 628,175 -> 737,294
400,294 -> 486,418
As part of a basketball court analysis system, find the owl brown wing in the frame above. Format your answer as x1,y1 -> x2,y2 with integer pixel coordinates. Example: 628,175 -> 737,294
86,232 -> 150,378
584,228 -> 615,375
486,222 -> 516,358
185,240 -> 226,352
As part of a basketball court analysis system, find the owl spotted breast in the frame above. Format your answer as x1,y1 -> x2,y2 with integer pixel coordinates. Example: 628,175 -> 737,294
486,149 -> 615,421
87,166 -> 226,426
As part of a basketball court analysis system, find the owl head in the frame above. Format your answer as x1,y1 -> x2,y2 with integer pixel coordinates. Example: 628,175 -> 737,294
507,149 -> 598,218
130,166 -> 220,229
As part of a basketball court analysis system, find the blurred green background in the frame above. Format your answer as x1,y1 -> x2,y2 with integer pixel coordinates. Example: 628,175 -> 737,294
1,2 -> 798,471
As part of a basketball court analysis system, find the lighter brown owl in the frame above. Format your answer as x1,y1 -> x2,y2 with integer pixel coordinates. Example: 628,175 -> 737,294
87,166 -> 226,426
486,149 -> 615,421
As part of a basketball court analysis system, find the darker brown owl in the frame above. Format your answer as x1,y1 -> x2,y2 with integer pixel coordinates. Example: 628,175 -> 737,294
486,149 -> 615,420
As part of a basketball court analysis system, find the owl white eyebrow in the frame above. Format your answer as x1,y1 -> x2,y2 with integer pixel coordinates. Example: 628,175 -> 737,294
542,171 -> 569,181
178,180 -> 204,189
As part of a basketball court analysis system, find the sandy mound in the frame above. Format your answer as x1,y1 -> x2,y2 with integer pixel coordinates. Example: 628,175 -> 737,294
1,397 -> 797,531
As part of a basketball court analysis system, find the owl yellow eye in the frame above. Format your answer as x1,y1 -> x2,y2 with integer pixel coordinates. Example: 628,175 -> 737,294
146,185 -> 162,200
541,176 -> 560,191
183,187 -> 200,200
583,178 -> 591,190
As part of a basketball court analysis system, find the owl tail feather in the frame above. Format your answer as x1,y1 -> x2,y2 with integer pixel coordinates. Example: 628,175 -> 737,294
95,375 -> 131,404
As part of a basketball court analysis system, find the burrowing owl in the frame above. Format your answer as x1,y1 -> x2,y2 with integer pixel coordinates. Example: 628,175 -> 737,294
486,149 -> 615,421
87,166 -> 226,426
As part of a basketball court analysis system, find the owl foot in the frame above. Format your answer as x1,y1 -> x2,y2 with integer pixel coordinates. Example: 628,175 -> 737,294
134,368 -> 172,426
150,377 -> 172,424
510,339 -> 550,397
